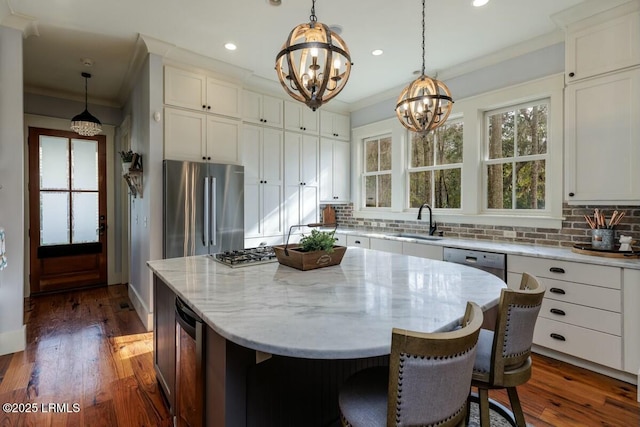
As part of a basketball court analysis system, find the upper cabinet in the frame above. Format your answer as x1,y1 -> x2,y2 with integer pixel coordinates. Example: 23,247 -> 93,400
242,90 -> 284,128
320,138 -> 350,203
565,10 -> 640,83
320,110 -> 350,141
564,68 -> 640,203
562,5 -> 640,204
164,66 -> 241,119
284,100 -> 319,135
164,107 -> 241,164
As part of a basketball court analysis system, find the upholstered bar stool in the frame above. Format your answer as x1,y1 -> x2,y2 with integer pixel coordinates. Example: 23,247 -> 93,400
470,272 -> 545,427
338,301 -> 484,427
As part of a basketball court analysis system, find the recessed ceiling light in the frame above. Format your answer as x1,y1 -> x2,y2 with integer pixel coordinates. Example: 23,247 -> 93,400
224,42 -> 237,51
329,25 -> 343,36
371,49 -> 383,56
472,0 -> 489,7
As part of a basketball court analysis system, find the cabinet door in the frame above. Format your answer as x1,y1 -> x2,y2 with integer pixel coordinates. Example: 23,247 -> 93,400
301,135 -> 319,186
320,110 -> 350,141
566,11 -> 640,82
402,242 -> 443,260
242,125 -> 262,185
243,90 -> 263,124
284,100 -> 319,134
244,182 -> 262,238
164,66 -> 207,111
319,139 -> 334,202
262,182 -> 283,236
284,132 -> 302,184
346,235 -> 370,248
154,276 -> 176,412
565,68 -> 640,202
206,77 -> 241,118
206,116 -> 241,164
370,238 -> 403,254
262,128 -> 283,185
332,140 -> 350,202
300,184 -> 319,226
164,107 -> 206,161
262,95 -> 284,128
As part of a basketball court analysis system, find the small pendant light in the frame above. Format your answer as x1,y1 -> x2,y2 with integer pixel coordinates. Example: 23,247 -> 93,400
71,72 -> 102,136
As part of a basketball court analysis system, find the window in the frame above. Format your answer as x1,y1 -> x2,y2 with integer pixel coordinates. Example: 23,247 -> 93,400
485,101 -> 548,211
408,120 -> 463,209
363,135 -> 392,207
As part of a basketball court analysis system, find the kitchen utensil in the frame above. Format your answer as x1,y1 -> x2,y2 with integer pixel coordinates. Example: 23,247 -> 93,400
322,205 -> 336,225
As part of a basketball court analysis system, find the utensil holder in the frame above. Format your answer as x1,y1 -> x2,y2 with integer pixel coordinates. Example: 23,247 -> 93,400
592,229 -> 615,250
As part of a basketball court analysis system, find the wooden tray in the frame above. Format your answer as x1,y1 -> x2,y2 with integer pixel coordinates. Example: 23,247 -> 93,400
571,244 -> 640,259
273,245 -> 346,270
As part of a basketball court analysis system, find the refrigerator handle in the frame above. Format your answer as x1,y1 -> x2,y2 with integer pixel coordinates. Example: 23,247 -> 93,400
203,176 -> 209,246
210,177 -> 217,246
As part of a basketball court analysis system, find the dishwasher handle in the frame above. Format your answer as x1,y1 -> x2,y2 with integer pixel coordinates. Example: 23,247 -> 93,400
175,297 -> 200,339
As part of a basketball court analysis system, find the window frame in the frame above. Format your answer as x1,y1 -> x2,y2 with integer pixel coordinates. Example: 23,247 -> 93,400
362,134 -> 393,208
482,99 -> 550,215
406,117 -> 464,211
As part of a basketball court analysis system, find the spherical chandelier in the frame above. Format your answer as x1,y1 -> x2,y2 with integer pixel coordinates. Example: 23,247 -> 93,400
395,0 -> 453,133
275,0 -> 352,111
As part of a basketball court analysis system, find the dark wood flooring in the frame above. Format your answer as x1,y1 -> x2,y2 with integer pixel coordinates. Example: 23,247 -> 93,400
0,284 -> 638,426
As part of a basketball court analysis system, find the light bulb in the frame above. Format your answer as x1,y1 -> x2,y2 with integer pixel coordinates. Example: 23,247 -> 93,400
310,48 -> 318,57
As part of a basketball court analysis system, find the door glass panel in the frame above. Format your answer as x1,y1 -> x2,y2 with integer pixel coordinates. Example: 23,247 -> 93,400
40,136 -> 69,190
72,139 -> 98,190
40,192 -> 70,245
72,192 -> 99,243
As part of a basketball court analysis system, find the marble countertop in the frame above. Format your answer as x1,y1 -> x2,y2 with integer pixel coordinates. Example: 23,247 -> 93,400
147,248 -> 506,359
334,228 -> 640,270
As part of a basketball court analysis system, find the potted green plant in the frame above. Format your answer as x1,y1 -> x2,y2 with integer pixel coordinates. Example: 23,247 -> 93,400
120,150 -> 134,175
273,228 -> 346,270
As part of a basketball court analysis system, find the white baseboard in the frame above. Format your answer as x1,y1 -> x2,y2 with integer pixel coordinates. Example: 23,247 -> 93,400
0,325 -> 26,356
128,285 -> 153,332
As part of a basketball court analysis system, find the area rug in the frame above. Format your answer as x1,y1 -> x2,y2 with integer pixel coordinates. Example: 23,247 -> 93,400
467,400 -> 533,427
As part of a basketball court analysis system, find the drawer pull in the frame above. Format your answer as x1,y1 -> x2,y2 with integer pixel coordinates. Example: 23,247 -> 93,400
354,240 -> 361,244
549,287 -> 566,295
550,308 -> 566,316
550,333 -> 566,341
549,267 -> 565,274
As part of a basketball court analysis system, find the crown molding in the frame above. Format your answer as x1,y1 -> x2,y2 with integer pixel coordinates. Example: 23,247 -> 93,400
551,0 -> 637,28
0,7 -> 38,37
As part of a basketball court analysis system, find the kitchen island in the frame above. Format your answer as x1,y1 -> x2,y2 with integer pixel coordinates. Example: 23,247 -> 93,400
147,247 -> 506,426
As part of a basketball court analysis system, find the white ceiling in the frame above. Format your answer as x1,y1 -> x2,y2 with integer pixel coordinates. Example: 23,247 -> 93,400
4,0 -> 597,108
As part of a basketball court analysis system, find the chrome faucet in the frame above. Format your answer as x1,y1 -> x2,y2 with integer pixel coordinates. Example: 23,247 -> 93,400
417,203 -> 437,236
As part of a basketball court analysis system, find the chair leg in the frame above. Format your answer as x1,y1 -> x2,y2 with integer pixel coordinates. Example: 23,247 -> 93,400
507,387 -> 527,427
478,388 -> 490,427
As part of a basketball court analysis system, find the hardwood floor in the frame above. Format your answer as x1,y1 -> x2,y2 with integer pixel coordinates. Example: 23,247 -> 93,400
0,284 -> 638,426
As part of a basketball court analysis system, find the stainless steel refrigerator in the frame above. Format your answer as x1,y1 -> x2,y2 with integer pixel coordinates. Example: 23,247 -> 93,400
163,160 -> 244,258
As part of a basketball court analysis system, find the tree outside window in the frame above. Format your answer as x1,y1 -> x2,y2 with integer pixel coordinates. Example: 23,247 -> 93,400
363,135 -> 392,207
485,101 -> 548,210
408,121 -> 463,209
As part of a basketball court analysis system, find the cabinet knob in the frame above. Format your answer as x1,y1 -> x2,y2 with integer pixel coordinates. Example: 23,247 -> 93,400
568,192 -> 574,197
207,106 -> 211,110
303,127 -> 306,131
202,156 -> 206,160
202,105 -> 206,109
207,156 -> 211,160
568,72 -> 575,78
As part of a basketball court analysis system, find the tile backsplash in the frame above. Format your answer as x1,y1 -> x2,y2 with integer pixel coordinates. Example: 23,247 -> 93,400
323,204 -> 640,248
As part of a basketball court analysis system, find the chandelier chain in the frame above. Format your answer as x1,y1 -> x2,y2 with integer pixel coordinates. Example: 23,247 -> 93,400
310,0 -> 317,23
421,0 -> 426,77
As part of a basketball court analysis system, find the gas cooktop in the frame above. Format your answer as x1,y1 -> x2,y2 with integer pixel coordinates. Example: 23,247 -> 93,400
211,246 -> 278,268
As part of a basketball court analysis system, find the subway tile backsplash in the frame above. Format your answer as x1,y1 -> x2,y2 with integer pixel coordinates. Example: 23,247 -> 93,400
323,204 -> 640,248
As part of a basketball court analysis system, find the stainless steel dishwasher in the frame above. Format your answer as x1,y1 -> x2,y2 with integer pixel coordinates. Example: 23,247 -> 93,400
443,247 -> 506,281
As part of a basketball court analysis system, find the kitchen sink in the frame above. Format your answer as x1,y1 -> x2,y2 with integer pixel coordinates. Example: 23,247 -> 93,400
388,233 -> 442,241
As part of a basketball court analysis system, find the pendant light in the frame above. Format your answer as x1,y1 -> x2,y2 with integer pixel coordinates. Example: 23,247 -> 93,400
275,0 -> 352,111
71,72 -> 102,136
395,0 -> 453,133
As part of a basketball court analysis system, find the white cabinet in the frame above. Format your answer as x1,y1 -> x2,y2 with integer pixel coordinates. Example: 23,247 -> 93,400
283,132 -> 319,232
370,238 -> 402,254
346,235 -> 370,249
320,110 -> 350,141
333,232 -> 347,247
565,10 -> 640,82
164,107 -> 241,164
320,139 -> 350,203
284,100 -> 319,135
508,255 -> 622,370
164,66 -> 241,118
242,124 -> 284,239
564,68 -> 640,203
623,269 -> 640,377
402,242 -> 444,261
242,90 -> 284,128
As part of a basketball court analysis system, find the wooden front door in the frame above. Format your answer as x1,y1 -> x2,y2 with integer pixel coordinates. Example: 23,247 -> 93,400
28,127 -> 108,294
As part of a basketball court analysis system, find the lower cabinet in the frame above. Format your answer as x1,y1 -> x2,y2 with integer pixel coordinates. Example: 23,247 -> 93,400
402,242 -> 444,261
153,275 -> 176,413
370,237 -> 402,254
508,255 -> 624,371
346,235 -> 370,248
